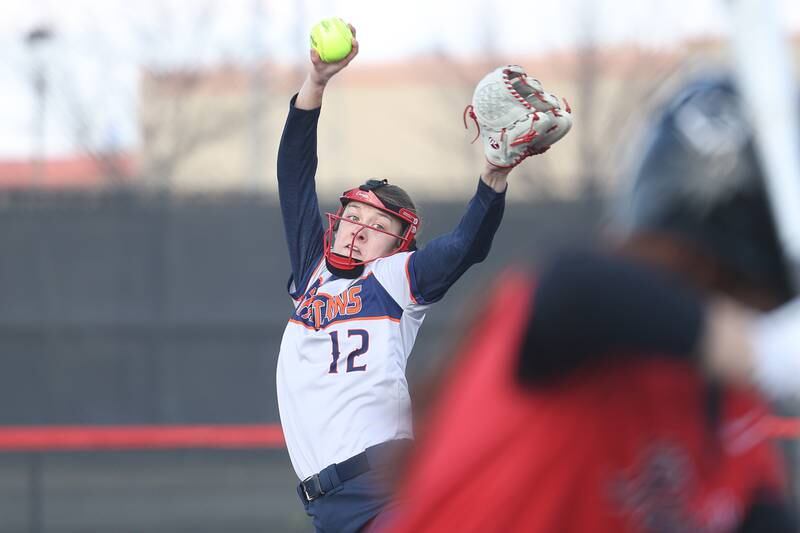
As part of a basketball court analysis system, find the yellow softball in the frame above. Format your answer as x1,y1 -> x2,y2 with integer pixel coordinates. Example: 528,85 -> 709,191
310,17 -> 353,63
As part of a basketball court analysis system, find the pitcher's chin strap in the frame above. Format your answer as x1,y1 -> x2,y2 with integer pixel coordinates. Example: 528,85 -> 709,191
325,255 -> 364,279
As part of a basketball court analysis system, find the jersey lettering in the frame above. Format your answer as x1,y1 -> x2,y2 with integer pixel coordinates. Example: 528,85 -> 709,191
297,286 -> 363,330
328,329 -> 370,373
328,331 -> 341,374
346,329 -> 368,372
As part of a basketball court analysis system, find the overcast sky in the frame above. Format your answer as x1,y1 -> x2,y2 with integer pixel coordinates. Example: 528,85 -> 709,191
1,0 -> 799,159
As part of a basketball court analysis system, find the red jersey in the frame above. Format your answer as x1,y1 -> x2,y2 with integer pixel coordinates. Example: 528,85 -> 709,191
384,272 -> 788,533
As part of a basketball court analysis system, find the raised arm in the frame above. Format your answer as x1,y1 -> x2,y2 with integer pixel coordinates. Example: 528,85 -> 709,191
406,64 -> 572,305
277,24 -> 359,298
295,24 -> 359,110
406,165 -> 511,305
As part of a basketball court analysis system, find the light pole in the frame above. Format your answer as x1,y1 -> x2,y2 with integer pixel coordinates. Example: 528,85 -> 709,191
248,0 -> 266,192
25,26 -> 54,187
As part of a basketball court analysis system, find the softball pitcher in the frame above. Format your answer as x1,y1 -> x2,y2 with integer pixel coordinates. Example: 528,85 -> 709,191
275,22 -> 572,533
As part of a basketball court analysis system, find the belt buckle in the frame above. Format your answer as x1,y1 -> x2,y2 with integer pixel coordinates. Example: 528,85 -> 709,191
302,474 -> 324,502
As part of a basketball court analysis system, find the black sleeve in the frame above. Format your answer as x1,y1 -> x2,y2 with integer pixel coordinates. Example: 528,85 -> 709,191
736,495 -> 798,533
518,249 -> 706,384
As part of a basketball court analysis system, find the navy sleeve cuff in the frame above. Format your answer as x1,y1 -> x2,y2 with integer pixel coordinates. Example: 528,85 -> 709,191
476,175 -> 508,204
288,93 -> 321,118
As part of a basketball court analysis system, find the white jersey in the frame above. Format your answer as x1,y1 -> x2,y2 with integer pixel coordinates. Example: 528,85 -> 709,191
276,251 -> 428,480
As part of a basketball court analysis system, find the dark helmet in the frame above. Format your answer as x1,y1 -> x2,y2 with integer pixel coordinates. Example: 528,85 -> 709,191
616,75 -> 794,302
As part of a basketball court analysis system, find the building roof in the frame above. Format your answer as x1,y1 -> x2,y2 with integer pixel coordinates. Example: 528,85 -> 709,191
0,154 -> 137,189
140,44 -> 688,95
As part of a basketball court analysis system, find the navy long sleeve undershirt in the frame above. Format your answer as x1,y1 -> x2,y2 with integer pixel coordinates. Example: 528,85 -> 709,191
277,96 -> 326,299
277,95 -> 506,304
407,178 -> 505,304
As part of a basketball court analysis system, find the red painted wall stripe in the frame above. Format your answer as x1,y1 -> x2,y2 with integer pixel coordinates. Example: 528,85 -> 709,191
0,418 -> 795,453
0,424 -> 285,452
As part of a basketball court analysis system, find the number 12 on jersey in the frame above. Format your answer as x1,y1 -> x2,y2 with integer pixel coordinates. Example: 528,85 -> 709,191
328,329 -> 369,373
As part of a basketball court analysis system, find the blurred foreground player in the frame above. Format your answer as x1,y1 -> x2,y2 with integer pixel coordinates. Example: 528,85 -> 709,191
381,77 -> 800,532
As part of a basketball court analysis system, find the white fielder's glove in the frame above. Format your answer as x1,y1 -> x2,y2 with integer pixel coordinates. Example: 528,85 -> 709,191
465,65 -> 573,168
751,297 -> 800,400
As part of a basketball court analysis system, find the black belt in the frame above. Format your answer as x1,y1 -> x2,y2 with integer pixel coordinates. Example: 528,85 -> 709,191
298,439 -> 411,503
299,450 -> 371,503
